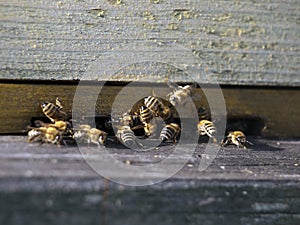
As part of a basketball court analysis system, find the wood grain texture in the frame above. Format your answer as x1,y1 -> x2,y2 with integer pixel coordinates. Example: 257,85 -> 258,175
0,82 -> 299,137
0,136 -> 299,225
1,0 -> 299,85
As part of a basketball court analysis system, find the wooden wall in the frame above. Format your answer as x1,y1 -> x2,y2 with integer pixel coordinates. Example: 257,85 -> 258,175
1,0 -> 299,85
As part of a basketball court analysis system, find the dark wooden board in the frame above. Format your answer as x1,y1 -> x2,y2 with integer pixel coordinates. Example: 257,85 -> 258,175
1,0 -> 299,86
0,82 -> 299,136
0,136 -> 299,225
0,136 -> 299,181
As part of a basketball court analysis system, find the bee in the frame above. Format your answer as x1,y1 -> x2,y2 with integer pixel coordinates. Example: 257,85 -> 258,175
116,125 -> 139,148
41,97 -> 67,122
160,123 -> 181,143
28,126 -> 62,145
221,131 -> 253,149
73,124 -> 107,147
34,120 -> 73,137
167,82 -> 197,106
87,128 -> 108,147
144,96 -> 165,117
197,119 -> 217,143
43,126 -> 63,145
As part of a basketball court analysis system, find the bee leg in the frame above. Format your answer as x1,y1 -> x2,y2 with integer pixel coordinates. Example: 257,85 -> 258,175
92,139 -> 101,148
61,139 -> 69,147
114,136 -> 120,144
212,137 -> 218,144
221,138 -> 229,147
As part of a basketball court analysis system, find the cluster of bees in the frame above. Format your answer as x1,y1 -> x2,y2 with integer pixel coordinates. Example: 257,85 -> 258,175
27,98 -> 108,147
27,83 -> 252,149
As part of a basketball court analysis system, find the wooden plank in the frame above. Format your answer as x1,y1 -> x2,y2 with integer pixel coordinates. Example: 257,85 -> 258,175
0,136 -> 299,180
0,82 -> 299,137
0,0 -> 299,86
0,136 -> 299,225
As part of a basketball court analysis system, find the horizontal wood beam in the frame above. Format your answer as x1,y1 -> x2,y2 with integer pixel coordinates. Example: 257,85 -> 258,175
0,81 -> 299,137
1,0 -> 299,86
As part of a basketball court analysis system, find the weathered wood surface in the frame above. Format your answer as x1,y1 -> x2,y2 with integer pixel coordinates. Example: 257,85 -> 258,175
0,136 -> 299,180
1,0 -> 299,86
0,82 -> 299,136
0,136 -> 299,225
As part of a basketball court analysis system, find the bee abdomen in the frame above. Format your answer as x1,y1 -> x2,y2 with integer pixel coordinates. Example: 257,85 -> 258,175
120,131 -> 135,147
198,120 -> 217,137
42,103 -> 57,116
41,103 -> 66,121
139,105 -> 153,124
144,96 -> 164,115
160,123 -> 180,142
117,126 -> 136,147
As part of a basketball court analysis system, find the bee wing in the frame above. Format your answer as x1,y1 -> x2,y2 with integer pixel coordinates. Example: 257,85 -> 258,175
151,88 -> 163,97
191,93 -> 202,102
55,97 -> 63,109
167,81 -> 180,90
246,140 -> 254,145
190,82 -> 197,89
34,120 -> 48,127
131,124 -> 145,130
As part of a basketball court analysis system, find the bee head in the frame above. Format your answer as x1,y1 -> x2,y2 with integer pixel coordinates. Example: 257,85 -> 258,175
99,132 -> 108,145
41,102 -> 48,109
169,95 -> 179,106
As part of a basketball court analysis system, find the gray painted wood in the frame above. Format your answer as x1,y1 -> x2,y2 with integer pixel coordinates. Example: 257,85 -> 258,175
0,136 -> 299,181
0,136 -> 300,225
1,0 -> 299,85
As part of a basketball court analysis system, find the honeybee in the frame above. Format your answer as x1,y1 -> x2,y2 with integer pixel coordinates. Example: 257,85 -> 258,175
43,126 -> 63,145
197,119 -> 217,143
221,131 -> 253,149
87,128 -> 108,147
28,126 -> 62,145
167,82 -> 197,106
41,97 -> 67,122
34,120 -> 73,136
160,123 -> 181,143
116,125 -> 140,148
73,124 -> 107,147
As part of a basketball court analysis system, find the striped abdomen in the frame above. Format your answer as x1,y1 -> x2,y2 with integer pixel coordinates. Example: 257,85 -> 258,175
197,120 -> 217,142
144,96 -> 164,116
139,105 -> 153,124
117,126 -> 136,147
160,123 -> 180,143
41,102 -> 66,122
